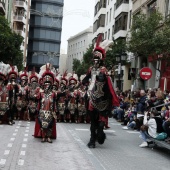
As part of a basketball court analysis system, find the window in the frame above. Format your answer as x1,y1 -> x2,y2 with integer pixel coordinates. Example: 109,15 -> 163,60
165,0 -> 170,17
147,1 -> 157,16
112,25 -> 114,36
105,31 -> 107,39
129,10 -> 132,29
108,29 -> 110,39
106,12 -> 108,25
109,8 -> 112,22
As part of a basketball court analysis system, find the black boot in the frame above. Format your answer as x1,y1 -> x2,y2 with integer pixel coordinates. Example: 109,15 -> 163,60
87,139 -> 95,148
97,121 -> 106,144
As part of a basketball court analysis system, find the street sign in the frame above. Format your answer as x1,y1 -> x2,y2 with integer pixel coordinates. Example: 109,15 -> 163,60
139,67 -> 152,80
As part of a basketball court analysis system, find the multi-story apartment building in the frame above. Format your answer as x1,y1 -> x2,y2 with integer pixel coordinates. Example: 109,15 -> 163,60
66,26 -> 93,72
27,0 -> 64,70
13,0 -> 31,66
131,0 -> 169,90
92,0 -> 132,91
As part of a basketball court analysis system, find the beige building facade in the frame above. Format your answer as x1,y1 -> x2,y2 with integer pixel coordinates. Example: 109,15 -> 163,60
130,0 -> 169,90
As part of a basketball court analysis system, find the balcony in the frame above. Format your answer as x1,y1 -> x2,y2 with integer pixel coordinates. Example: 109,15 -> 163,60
14,30 -> 26,39
0,2 -> 5,15
14,1 -> 27,10
113,30 -> 127,40
13,15 -> 26,24
115,3 -> 129,18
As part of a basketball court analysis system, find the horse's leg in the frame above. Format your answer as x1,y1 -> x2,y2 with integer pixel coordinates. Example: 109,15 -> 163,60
87,110 -> 98,148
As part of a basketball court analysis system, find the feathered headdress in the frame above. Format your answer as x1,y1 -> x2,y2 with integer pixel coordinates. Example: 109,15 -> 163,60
93,34 -> 106,60
69,73 -> 78,85
39,63 -> 55,84
19,67 -> 28,80
0,62 -> 10,80
8,65 -> 18,79
29,67 -> 39,83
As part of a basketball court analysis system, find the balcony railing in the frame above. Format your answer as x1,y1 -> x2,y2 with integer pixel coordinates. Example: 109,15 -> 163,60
116,0 -> 129,9
13,15 -> 26,24
14,30 -> 25,38
14,1 -> 27,10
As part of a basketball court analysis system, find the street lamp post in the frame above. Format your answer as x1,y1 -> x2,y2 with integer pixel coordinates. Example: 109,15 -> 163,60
116,52 -> 127,91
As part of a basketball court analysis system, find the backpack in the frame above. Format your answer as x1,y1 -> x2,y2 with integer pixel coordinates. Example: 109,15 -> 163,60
156,132 -> 167,140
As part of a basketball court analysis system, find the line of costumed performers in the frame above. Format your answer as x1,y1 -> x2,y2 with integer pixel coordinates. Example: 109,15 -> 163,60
0,34 -> 120,146
0,62 -> 92,143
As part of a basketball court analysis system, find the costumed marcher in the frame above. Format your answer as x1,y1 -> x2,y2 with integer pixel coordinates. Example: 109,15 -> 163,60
78,83 -> 87,123
57,72 -> 70,122
16,69 -> 29,120
7,65 -> 19,125
34,63 -> 57,143
82,34 -> 119,148
0,62 -> 10,124
28,69 -> 40,121
68,73 -> 80,123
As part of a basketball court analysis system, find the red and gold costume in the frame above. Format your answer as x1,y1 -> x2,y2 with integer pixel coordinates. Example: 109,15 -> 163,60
0,62 -> 10,124
28,70 -> 40,121
57,73 -> 70,122
7,66 -> 19,125
82,34 -> 119,148
16,70 -> 29,120
34,63 -> 57,143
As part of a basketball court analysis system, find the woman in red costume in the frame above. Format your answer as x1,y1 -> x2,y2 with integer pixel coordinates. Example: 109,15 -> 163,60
34,63 -> 57,143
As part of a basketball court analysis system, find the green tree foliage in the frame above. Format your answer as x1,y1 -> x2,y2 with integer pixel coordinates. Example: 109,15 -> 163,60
0,15 -> 24,70
105,38 -> 126,69
72,44 -> 94,76
127,11 -> 170,59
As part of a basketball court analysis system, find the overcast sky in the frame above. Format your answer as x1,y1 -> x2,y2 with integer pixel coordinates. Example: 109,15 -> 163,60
60,0 -> 95,54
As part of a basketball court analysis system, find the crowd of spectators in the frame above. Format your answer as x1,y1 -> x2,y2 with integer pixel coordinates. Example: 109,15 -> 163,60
112,88 -> 170,148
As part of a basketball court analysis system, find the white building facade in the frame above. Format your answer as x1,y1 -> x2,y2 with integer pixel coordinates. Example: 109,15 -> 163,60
92,0 -> 132,91
67,26 -> 93,72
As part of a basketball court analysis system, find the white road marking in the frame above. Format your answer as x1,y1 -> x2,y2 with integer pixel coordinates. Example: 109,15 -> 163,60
4,150 -> 10,155
24,134 -> 28,137
18,159 -> 24,166
111,123 -> 121,125
20,151 -> 26,156
15,129 -> 18,132
10,138 -> 15,141
13,133 -> 17,136
127,131 -> 140,134
0,125 -> 4,128
104,130 -> 115,133
25,130 -> 29,133
22,144 -> 27,148
16,126 -> 20,128
23,138 -> 28,142
7,143 -> 13,147
26,124 -> 30,126
27,122 -> 30,124
26,127 -> 29,129
75,128 -> 89,131
18,124 -> 21,126
0,159 -> 6,165
19,121 -> 22,123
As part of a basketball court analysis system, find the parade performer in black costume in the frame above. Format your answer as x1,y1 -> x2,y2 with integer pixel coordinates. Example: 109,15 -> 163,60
82,34 -> 119,148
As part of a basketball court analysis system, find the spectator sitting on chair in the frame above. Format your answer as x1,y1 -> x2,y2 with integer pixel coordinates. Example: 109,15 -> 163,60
139,109 -> 164,148
136,90 -> 147,114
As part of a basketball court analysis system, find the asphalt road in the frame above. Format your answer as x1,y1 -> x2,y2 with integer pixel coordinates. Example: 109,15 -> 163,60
0,119 -> 170,170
